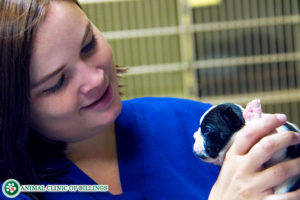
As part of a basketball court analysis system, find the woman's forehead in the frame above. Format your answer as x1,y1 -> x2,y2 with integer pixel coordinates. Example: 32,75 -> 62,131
37,1 -> 87,39
30,0 -> 87,83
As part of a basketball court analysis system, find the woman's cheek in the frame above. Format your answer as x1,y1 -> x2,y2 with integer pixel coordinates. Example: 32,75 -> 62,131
32,93 -> 79,120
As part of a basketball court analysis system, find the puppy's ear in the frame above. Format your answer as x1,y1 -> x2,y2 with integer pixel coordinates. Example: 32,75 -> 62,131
220,106 -> 245,132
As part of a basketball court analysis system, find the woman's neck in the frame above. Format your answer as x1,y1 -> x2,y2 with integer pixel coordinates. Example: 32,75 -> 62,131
64,123 -> 117,163
64,123 -> 123,195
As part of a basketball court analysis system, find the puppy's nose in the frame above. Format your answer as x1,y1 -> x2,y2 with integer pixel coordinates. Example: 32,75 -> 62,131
193,132 -> 197,140
198,154 -> 208,160
193,129 -> 200,140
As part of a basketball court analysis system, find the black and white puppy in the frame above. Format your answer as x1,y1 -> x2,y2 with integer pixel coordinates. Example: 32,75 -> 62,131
193,101 -> 300,193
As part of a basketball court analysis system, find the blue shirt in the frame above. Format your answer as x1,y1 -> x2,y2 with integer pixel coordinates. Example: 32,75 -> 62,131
1,97 -> 220,200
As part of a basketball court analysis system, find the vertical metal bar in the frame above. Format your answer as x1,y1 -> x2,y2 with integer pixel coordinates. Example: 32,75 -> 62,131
194,16 -> 205,60
148,0 -> 160,96
244,0 -> 256,93
144,0 -> 152,27
115,40 -> 124,67
297,102 -> 300,125
291,0 -> 300,89
140,36 -> 150,95
162,0 -> 171,64
194,6 -> 208,97
237,0 -> 245,57
202,7 -> 215,96
139,1 -> 149,96
218,1 -> 231,96
127,1 -> 136,30
112,2 -> 121,31
168,0 -> 178,26
169,0 -> 181,95
109,1 -> 120,81
103,3 -> 113,31
275,0 -> 287,91
152,0 -> 164,96
268,0 -> 279,91
135,0 -> 144,29
235,0 -> 247,94
143,0 -> 155,96
97,3 -> 107,30
161,0 -> 175,95
113,3 -> 124,67
130,2 -> 143,97
146,36 -> 156,95
133,38 -> 143,96
260,0 -> 271,92
251,0 -> 263,92
211,5 -> 224,96
283,0 -> 293,90
124,39 -> 137,96
177,0 -> 198,97
128,2 -> 137,65
87,3 -> 97,26
120,1 -> 128,30
227,0 -> 239,95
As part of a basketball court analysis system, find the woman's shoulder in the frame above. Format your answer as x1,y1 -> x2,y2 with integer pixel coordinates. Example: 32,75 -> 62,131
119,97 -> 212,130
118,97 -> 212,138
121,97 -> 212,115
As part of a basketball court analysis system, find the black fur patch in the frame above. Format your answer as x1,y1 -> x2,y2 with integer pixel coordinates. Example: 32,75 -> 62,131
284,123 -> 299,132
284,123 -> 300,159
200,104 -> 245,158
288,178 -> 300,192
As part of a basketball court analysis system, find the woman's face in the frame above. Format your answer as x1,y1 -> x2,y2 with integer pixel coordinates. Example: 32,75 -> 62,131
29,0 -> 122,142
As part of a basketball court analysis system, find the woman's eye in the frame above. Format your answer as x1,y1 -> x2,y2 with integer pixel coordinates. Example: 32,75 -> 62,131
42,74 -> 66,94
80,34 -> 97,57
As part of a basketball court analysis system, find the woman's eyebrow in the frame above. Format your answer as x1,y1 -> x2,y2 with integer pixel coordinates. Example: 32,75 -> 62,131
32,22 -> 91,89
32,65 -> 66,88
81,21 -> 92,47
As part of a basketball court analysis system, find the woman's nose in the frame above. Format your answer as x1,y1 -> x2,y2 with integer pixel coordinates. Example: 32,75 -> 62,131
78,62 -> 105,98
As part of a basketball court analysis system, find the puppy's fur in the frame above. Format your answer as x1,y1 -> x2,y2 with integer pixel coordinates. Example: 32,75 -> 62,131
193,103 -> 300,193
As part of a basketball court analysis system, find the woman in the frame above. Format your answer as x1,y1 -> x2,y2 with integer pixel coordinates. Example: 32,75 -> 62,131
1,0 -> 300,199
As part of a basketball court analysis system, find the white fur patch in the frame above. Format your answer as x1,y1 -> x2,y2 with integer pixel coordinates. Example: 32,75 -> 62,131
193,128 -> 205,155
199,105 -> 216,125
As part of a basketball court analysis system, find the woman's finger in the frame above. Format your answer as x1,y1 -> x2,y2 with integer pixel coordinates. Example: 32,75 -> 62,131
246,131 -> 300,171
256,157 -> 300,191
264,188 -> 300,200
228,114 -> 287,155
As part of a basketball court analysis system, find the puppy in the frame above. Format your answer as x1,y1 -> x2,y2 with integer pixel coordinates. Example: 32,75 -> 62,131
193,99 -> 300,193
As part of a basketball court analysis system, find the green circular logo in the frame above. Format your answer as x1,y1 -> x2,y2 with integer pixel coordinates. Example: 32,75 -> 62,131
2,179 -> 21,198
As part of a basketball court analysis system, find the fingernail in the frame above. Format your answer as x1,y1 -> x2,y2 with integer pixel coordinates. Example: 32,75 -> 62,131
276,114 -> 287,122
295,132 -> 300,140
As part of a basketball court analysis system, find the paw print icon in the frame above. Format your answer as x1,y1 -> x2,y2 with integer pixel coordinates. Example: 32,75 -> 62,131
2,179 -> 21,198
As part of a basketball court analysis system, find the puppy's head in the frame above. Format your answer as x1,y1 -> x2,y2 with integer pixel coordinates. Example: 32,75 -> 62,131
193,103 -> 245,165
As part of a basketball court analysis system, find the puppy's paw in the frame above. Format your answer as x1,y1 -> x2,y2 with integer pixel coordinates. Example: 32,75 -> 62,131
243,99 -> 262,121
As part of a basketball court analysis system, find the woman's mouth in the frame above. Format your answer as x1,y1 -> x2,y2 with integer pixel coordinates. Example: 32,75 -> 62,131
81,85 -> 113,110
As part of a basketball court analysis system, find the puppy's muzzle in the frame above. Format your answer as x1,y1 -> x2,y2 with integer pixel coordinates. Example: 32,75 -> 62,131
197,153 -> 208,160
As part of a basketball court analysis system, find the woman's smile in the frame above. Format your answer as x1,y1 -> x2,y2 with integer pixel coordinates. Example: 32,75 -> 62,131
81,84 -> 113,111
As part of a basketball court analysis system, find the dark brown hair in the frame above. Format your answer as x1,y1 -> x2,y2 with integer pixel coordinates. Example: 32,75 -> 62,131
0,0 -> 100,199
0,0 -> 50,184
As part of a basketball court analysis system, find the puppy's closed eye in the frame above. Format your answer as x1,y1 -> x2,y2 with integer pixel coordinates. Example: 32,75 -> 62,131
202,126 -> 212,136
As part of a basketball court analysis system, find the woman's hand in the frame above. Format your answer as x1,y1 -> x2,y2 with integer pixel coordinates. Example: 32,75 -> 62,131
209,114 -> 300,200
